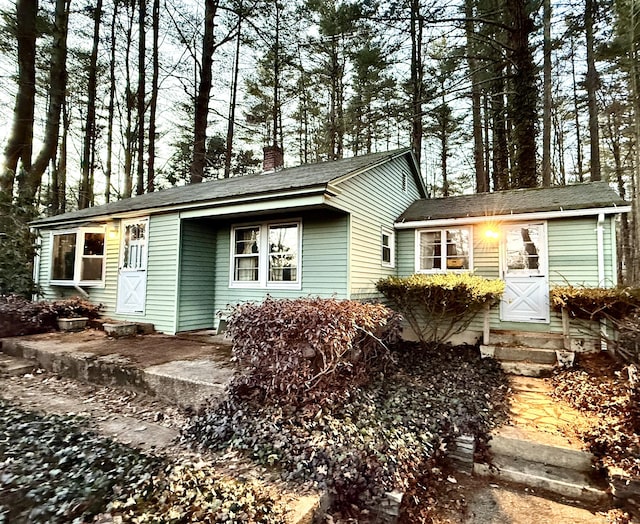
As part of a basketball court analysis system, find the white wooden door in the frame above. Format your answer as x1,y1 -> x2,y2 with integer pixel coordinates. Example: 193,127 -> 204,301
117,218 -> 149,314
500,222 -> 549,323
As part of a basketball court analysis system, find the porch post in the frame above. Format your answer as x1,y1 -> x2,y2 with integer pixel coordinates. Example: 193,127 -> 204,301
483,302 -> 490,345
561,307 -> 571,350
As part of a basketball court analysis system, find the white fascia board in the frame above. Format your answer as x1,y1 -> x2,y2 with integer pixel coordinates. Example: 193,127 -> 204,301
33,186 -> 330,228
394,205 -> 632,229
179,193 -> 328,219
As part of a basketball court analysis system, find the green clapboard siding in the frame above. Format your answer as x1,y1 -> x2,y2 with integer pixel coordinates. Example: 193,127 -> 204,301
36,225 -> 120,312
548,217 -> 601,287
330,155 -> 423,299
142,214 -> 180,333
212,211 -> 349,326
396,218 -> 618,337
177,220 -> 216,332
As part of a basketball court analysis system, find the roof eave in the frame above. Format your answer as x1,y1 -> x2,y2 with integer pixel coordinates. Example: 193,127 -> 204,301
395,205 -> 632,229
32,185 -> 331,228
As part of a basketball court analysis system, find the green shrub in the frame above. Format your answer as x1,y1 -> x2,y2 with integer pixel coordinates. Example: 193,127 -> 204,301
226,297 -> 400,406
550,285 -> 640,321
376,273 -> 504,346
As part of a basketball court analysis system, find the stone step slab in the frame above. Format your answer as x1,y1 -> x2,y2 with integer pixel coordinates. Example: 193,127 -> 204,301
481,344 -> 560,364
473,456 -> 609,505
499,361 -> 556,377
488,330 -> 566,350
490,426 -> 594,473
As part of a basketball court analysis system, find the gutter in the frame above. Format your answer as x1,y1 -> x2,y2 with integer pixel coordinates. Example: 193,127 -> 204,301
31,185 -> 331,229
394,205 -> 632,229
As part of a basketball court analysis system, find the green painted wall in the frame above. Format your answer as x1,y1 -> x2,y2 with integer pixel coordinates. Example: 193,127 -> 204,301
143,214 -> 180,333
395,215 -> 619,336
330,155 -> 423,299
212,210 -> 349,326
176,219 -> 216,332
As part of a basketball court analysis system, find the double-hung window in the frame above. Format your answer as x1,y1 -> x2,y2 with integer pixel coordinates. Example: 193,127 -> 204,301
417,227 -> 471,272
381,227 -> 395,268
231,221 -> 301,289
51,227 -> 106,286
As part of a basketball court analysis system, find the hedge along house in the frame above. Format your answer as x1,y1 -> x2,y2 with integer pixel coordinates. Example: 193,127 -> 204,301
395,181 -> 631,352
31,148 -> 426,334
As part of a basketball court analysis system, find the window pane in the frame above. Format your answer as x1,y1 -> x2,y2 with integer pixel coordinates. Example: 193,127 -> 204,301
81,257 -> 103,280
84,233 -> 104,256
52,233 -> 76,280
123,223 -> 147,269
235,256 -> 259,281
382,232 -> 391,264
445,229 -> 469,269
235,227 -> 259,255
506,227 -> 540,272
419,231 -> 441,270
269,224 -> 298,282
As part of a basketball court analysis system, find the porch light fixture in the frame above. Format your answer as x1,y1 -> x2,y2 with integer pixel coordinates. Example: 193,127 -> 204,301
108,227 -> 119,240
483,225 -> 500,241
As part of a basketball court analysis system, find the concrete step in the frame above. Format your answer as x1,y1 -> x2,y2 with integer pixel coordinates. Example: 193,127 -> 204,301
489,330 -> 566,350
0,353 -> 36,376
481,344 -> 559,364
499,360 -> 556,377
473,455 -> 609,505
490,426 -> 594,473
0,338 -> 232,409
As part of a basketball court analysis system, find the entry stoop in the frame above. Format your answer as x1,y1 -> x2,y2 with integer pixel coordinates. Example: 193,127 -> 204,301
474,425 -> 609,505
480,330 -> 574,377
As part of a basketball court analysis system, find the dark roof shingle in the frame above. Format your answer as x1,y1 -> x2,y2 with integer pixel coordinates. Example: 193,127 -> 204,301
397,181 -> 627,223
34,149 -> 412,226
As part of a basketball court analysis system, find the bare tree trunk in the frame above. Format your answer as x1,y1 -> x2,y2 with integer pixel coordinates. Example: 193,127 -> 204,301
410,0 -> 424,165
1,0 -> 37,199
18,0 -> 69,205
506,0 -> 538,188
123,2 -> 136,198
585,0 -> 601,181
105,1 -> 118,203
542,0 -> 552,187
570,35 -> 584,182
465,0 -> 488,192
147,0 -> 159,192
79,0 -> 102,209
136,0 -> 146,195
224,17 -> 242,178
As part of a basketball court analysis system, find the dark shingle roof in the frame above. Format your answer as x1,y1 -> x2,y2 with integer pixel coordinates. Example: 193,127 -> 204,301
34,149 -> 414,226
397,181 -> 627,223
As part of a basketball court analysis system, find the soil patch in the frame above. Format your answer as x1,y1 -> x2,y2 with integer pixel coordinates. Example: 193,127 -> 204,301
11,329 -> 233,368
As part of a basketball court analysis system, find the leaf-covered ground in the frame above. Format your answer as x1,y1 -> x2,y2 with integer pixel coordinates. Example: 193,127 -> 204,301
183,343 -> 511,520
0,399 -> 288,523
552,352 -> 640,477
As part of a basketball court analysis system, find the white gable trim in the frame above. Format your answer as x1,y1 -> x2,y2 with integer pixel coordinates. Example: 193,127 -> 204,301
395,205 -> 631,229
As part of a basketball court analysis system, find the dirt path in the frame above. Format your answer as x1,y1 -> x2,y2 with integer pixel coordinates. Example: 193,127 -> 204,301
0,370 -> 187,451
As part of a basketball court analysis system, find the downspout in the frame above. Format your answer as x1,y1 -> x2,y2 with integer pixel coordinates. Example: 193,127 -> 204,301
596,213 -> 605,286
596,213 -> 607,351
31,228 -> 41,300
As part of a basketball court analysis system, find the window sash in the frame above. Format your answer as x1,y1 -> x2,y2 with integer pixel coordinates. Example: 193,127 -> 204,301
51,228 -> 105,285
230,221 -> 301,288
381,227 -> 394,268
417,228 -> 471,272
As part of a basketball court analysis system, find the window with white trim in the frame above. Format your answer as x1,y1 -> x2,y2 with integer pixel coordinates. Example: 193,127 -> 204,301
381,227 -> 395,268
231,221 -> 301,288
417,227 -> 471,272
51,228 -> 106,285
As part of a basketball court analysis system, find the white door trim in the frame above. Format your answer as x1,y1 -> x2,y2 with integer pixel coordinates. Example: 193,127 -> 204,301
116,217 -> 149,314
499,221 -> 550,323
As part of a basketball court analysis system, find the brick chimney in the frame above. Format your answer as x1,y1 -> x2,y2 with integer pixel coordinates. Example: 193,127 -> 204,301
263,145 -> 284,173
